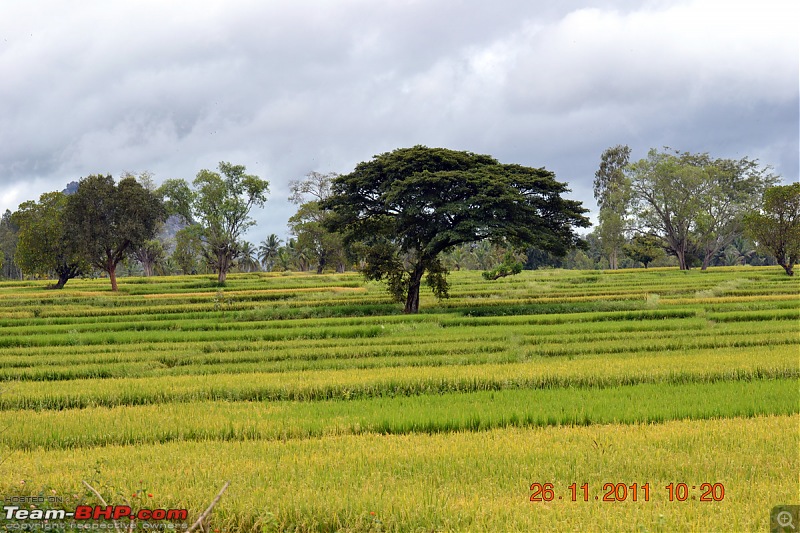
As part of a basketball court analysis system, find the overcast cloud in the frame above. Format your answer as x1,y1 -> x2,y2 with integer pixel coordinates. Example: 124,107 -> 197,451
1,0 -> 797,240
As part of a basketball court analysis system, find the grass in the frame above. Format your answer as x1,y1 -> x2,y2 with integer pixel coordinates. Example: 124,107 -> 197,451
0,266 -> 797,531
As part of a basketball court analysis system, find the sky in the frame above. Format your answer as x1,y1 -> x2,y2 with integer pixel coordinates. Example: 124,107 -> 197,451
1,0 -> 797,242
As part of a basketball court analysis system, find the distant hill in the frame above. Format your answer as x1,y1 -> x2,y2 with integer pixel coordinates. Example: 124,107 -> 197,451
62,181 -> 79,195
158,214 -> 189,254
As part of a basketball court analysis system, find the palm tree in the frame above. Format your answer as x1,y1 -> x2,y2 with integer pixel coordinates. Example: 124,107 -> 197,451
276,247 -> 292,271
238,241 -> 260,273
286,238 -> 310,271
155,257 -> 178,276
720,236 -> 756,266
258,234 -> 282,272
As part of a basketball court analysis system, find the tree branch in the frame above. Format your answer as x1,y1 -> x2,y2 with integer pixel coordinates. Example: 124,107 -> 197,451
186,481 -> 230,533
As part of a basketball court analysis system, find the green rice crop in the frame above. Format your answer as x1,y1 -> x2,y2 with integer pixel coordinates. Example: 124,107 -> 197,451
0,266 -> 796,531
0,379 -> 794,451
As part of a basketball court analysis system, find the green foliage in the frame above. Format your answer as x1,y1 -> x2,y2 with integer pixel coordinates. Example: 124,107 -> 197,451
482,250 -> 524,280
288,172 -> 346,274
131,239 -> 165,277
0,209 -> 21,279
193,162 -> 269,283
11,192 -> 85,288
63,174 -> 165,290
623,234 -> 665,268
628,148 -> 777,271
237,241 -> 260,272
172,224 -> 205,275
156,178 -> 194,224
594,145 -> 632,269
744,183 -> 800,275
323,146 -> 590,312
258,234 -> 282,271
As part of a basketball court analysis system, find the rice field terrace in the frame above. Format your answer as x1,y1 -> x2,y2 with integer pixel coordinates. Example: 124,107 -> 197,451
0,266 -> 797,532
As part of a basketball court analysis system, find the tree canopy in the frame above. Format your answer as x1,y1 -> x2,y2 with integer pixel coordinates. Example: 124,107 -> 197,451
593,145 -> 631,270
744,183 -> 800,276
12,192 -> 85,288
63,174 -> 165,290
192,162 -> 269,284
288,172 -> 346,274
322,146 -> 590,312
627,148 -> 776,270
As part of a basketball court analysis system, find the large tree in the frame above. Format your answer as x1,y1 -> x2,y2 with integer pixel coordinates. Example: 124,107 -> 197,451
593,145 -> 631,270
288,172 -> 346,274
12,192 -> 85,288
627,148 -> 775,270
64,174 -> 165,291
0,210 -> 22,280
627,149 -> 703,270
193,162 -> 269,284
322,146 -> 590,313
744,183 -> 800,276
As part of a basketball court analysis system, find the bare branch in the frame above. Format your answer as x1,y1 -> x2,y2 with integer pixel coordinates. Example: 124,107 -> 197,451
186,481 -> 230,533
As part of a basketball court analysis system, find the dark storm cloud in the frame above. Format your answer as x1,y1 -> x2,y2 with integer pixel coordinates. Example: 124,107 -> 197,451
0,0 -> 796,238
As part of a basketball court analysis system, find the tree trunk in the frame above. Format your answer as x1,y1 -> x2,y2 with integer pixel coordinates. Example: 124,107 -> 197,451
676,248 -> 689,270
404,267 -> 425,314
609,248 -> 617,270
217,251 -> 228,284
779,262 -> 794,276
109,263 -> 118,291
52,271 -> 70,289
701,250 -> 714,271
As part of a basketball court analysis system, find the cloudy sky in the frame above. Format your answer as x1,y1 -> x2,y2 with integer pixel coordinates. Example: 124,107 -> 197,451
1,0 -> 797,241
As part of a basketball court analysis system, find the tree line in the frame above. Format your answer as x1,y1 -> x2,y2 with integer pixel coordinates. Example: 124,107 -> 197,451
590,145 -> 798,276
0,146 -> 796,312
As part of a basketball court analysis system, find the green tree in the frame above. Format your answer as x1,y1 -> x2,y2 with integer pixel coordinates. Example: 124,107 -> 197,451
156,178 -> 194,224
744,183 -> 800,276
482,249 -> 525,279
627,149 -> 702,270
719,236 -> 756,266
0,210 -> 21,280
442,244 -> 477,271
623,234 -> 664,268
131,239 -> 165,276
275,246 -> 292,271
172,224 -> 205,275
284,238 -> 310,272
322,146 -> 590,313
628,148 -> 776,271
237,241 -> 260,272
123,174 -> 192,276
155,257 -> 178,276
63,174 -> 165,291
594,145 -> 631,270
193,162 -> 269,284
11,192 -> 85,288
691,156 -> 776,269
258,234 -> 282,271
288,172 -> 346,274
